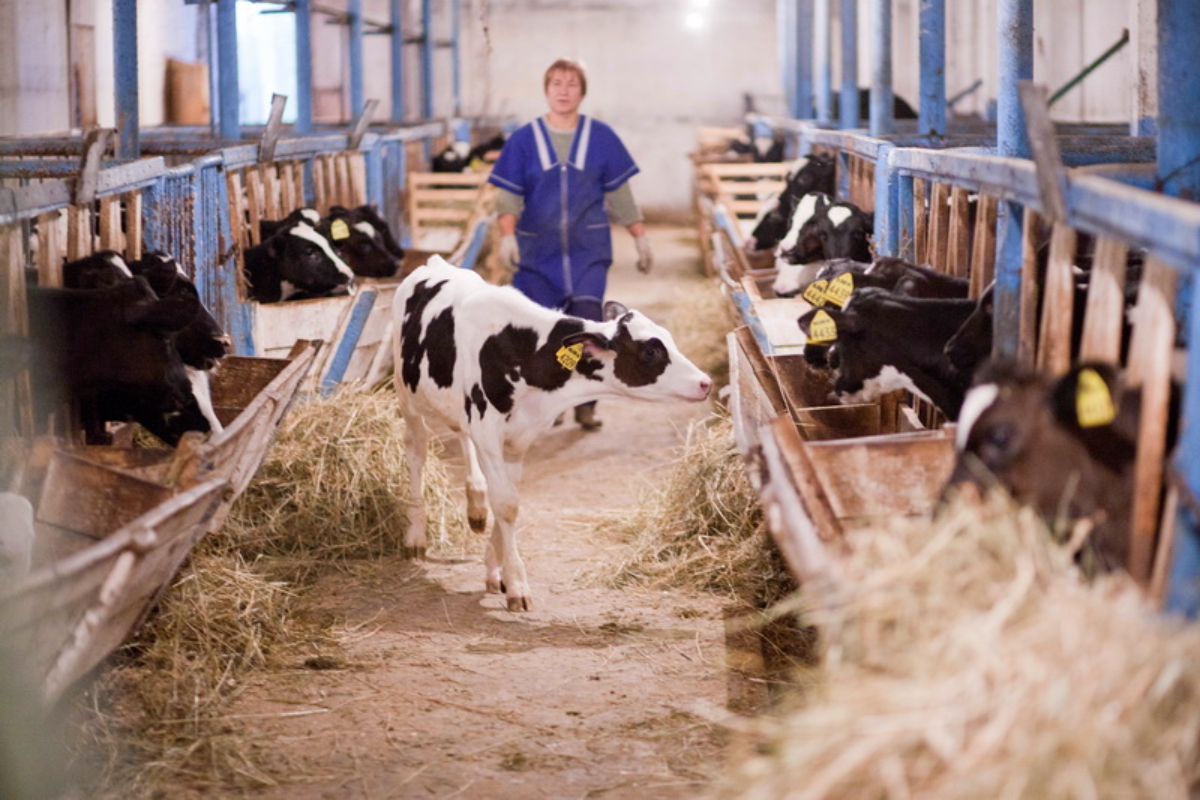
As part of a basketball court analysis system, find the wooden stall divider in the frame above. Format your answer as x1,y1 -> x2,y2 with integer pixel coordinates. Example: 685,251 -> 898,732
947,186 -> 972,278
968,194 -> 998,299
1078,235 -> 1130,363
1018,208 -> 1045,365
1036,222 -> 1080,376
927,181 -> 951,272
913,178 -> 928,264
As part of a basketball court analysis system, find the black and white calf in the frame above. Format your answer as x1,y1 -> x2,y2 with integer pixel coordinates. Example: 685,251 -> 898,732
772,193 -> 874,297
745,154 -> 837,253
393,256 -> 712,611
243,215 -> 356,302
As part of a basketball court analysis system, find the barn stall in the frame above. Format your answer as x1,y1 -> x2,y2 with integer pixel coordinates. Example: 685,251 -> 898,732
5,0 -> 1200,797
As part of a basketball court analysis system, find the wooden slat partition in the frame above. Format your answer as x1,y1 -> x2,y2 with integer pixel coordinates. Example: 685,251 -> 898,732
913,178 -> 928,263
969,194 -> 998,299
1078,235 -> 1129,363
947,187 -> 972,277
1018,209 -> 1044,365
926,181 -> 951,271
406,170 -> 491,252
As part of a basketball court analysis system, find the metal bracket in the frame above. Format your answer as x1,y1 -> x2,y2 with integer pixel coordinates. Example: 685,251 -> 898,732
74,128 -> 116,206
259,94 -> 289,163
348,99 -> 380,149
1018,80 -> 1069,222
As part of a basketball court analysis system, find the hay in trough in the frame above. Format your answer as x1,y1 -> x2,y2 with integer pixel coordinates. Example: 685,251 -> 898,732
715,490 -> 1200,799
217,387 -> 468,578
606,415 -> 790,608
667,281 -> 737,392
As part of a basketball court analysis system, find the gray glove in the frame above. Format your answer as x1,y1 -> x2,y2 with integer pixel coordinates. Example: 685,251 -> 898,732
499,234 -> 519,273
635,236 -> 653,274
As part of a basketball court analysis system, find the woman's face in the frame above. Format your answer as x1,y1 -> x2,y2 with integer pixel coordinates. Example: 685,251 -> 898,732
545,70 -> 584,116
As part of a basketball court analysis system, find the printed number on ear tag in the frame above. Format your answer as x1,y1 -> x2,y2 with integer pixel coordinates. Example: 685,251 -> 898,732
1076,368 -> 1116,428
330,219 -> 351,241
807,310 -> 837,344
802,279 -> 828,306
825,272 -> 854,307
556,343 -> 585,370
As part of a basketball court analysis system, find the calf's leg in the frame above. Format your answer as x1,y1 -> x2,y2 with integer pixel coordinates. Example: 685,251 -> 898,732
401,415 -> 430,559
460,433 -> 489,532
478,450 -> 531,611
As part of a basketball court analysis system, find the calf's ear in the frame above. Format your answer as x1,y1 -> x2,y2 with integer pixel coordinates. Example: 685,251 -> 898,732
560,331 -> 612,354
603,301 -> 629,321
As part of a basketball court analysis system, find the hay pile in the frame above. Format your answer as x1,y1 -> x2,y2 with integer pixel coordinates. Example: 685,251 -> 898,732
217,387 -> 468,578
716,491 -> 1200,799
607,416 -> 789,608
668,281 -> 738,393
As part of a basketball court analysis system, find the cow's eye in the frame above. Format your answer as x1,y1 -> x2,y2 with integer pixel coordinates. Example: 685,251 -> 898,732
640,341 -> 666,365
977,422 -> 1018,466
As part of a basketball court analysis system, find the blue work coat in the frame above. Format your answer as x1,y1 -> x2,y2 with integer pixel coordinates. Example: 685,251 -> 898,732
488,115 -> 639,313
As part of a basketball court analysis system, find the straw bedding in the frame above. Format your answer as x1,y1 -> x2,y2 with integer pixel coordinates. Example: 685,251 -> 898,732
715,491 -> 1200,799
667,281 -> 738,393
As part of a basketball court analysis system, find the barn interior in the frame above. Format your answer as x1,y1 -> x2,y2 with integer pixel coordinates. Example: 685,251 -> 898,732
4,1 -> 1200,798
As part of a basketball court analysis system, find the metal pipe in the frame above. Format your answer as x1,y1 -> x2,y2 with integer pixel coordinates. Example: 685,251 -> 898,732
997,0 -> 1033,158
349,0 -> 365,117
113,0 -> 139,158
814,0 -> 832,123
869,0 -> 894,136
295,0 -> 314,133
217,0 -> 241,140
795,0 -> 814,119
451,0 -> 462,116
839,0 -> 859,129
421,0 -> 434,119
919,0 -> 946,137
779,0 -> 795,117
1048,28 -> 1129,107
390,0 -> 405,122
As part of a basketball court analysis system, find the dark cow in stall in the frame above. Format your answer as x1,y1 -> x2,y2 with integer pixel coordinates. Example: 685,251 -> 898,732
432,134 -> 507,173
745,154 -> 837,254
947,360 -> 1176,574
243,215 -> 356,303
393,256 -> 712,611
26,274 -> 212,445
798,287 -> 977,419
772,192 -> 874,296
260,205 -> 402,280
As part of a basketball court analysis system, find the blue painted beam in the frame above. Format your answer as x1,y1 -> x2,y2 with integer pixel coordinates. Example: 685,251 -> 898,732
814,0 -> 832,124
421,0 -> 434,119
919,0 -> 946,137
390,0 -> 405,122
113,0 -> 139,158
451,0 -> 462,116
869,0 -> 894,136
839,0 -> 859,129
295,0 -> 314,133
779,0 -> 795,118
217,0 -> 241,141
1158,0 -> 1200,201
349,0 -> 365,117
320,289 -> 379,394
795,0 -> 814,119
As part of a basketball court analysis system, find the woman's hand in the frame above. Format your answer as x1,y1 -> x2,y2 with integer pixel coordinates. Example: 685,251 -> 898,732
635,236 -> 653,274
499,234 -> 520,273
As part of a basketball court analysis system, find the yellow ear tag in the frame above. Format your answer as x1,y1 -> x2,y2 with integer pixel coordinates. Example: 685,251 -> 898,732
1076,368 -> 1116,428
807,310 -> 837,344
330,219 -> 351,241
556,342 -> 584,370
824,272 -> 854,307
802,279 -> 828,305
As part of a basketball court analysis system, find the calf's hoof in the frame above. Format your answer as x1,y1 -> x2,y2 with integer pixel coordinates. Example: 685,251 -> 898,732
486,578 -> 503,594
506,595 -> 533,612
468,514 -> 488,533
402,545 -> 427,560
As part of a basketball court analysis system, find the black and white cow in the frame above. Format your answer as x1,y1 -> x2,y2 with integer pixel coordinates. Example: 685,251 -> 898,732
243,217 -> 356,303
798,287 -> 977,419
323,205 -> 403,278
772,193 -> 874,297
745,154 -> 837,253
393,256 -> 712,611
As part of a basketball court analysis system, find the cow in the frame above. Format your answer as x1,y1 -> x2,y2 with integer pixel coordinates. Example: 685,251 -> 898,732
393,256 -> 713,611
798,287 -> 977,419
26,277 -> 211,445
772,193 -> 874,297
323,205 -> 403,278
242,219 -> 356,303
432,134 -> 507,173
946,360 -> 1173,574
745,154 -> 837,253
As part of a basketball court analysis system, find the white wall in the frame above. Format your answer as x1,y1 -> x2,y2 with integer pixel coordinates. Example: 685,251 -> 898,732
0,0 -> 71,135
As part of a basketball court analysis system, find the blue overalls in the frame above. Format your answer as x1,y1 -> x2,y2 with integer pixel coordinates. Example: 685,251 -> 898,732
488,115 -> 639,321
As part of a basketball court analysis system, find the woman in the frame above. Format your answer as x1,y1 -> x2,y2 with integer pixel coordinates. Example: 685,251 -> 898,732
488,57 -> 652,431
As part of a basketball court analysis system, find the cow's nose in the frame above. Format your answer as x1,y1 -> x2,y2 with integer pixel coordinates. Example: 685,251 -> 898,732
220,335 -> 234,354
699,379 -> 713,398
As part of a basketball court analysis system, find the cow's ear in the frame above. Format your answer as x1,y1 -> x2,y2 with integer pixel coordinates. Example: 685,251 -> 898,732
603,301 -> 629,321
560,331 -> 612,353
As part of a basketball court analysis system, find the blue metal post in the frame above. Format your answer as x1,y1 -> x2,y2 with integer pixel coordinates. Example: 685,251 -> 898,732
919,0 -> 946,137
795,0 -> 814,119
217,0 -> 241,140
840,0 -> 859,129
779,0 -> 795,117
295,0 -> 314,133
349,0 -> 365,117
390,0 -> 405,122
897,173 -> 915,260
421,0 -> 434,119
814,0 -> 832,124
992,0 -> 1033,360
451,0 -> 462,116
869,0 -> 894,136
873,144 -> 898,256
113,0 -> 139,158
1168,282 -> 1200,615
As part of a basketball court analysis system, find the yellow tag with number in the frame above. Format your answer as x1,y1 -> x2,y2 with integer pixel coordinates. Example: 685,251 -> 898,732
1076,368 -> 1116,428
824,272 -> 855,307
330,219 -> 351,241
807,310 -> 838,344
802,279 -> 828,306
556,343 -> 584,370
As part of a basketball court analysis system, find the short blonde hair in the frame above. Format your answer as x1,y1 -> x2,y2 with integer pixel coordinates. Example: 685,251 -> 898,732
543,58 -> 588,96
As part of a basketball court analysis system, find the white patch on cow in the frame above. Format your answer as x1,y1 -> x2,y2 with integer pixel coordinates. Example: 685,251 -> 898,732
839,365 -> 930,406
786,156 -> 810,180
354,221 -> 378,238
777,193 -> 820,255
280,280 -> 300,300
772,262 -> 823,297
452,141 -> 471,158
300,208 -> 321,225
827,206 -> 853,227
186,367 -> 224,435
0,492 -> 33,579
288,222 -> 355,280
955,383 -> 1000,452
108,254 -> 133,279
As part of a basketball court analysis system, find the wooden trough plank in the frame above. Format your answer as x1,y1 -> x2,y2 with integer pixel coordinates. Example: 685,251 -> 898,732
766,416 -> 844,543
727,328 -> 785,462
